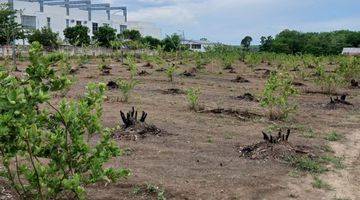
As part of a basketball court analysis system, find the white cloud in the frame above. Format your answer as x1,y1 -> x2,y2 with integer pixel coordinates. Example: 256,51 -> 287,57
105,0 -> 360,44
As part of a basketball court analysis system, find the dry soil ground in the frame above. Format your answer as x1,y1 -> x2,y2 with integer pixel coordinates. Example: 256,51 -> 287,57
2,58 -> 360,200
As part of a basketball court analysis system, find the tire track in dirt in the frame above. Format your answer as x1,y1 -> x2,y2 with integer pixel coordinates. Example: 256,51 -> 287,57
323,129 -> 360,200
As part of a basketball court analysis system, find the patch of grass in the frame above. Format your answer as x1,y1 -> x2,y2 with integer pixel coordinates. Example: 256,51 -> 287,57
288,170 -> 301,178
285,156 -> 327,174
133,186 -> 141,195
186,87 -> 201,111
146,184 -> 166,200
293,124 -> 317,138
320,144 -> 334,153
320,156 -> 345,169
302,129 -> 316,138
207,136 -> 214,143
133,184 -> 166,200
312,176 -> 332,190
325,131 -> 343,141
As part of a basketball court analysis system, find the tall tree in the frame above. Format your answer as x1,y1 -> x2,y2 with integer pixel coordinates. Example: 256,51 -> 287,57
141,36 -> 161,49
93,25 -> 117,47
63,25 -> 90,46
259,36 -> 273,51
259,29 -> 360,55
119,29 -> 141,41
0,3 -> 24,45
241,36 -> 253,49
162,34 -> 181,52
28,27 -> 59,49
0,3 -> 24,69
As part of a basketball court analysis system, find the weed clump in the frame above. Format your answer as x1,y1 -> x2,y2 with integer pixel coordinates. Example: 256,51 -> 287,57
186,88 -> 201,111
261,72 -> 299,120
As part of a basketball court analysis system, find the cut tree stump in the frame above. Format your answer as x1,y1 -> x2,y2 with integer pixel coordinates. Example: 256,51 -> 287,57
238,129 -> 314,160
114,107 -> 165,140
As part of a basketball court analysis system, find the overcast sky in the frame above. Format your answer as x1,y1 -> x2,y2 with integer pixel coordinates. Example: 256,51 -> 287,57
99,0 -> 360,44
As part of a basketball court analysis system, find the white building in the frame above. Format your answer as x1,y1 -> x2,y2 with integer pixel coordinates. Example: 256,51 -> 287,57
1,0 -> 161,44
342,48 -> 360,56
181,39 -> 215,52
127,21 -> 162,39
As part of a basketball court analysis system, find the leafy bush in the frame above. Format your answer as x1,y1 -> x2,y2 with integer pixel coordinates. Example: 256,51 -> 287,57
162,34 -> 181,52
63,25 -> 91,46
0,42 -> 129,199
337,57 -> 360,82
119,29 -> 141,41
261,72 -> 299,120
244,53 -> 262,68
186,88 -> 201,111
98,56 -> 109,73
141,36 -> 162,49
124,56 -> 137,79
27,27 -> 59,49
165,65 -> 176,82
93,25 -> 117,48
314,65 -> 344,94
77,55 -> 90,67
117,79 -> 139,102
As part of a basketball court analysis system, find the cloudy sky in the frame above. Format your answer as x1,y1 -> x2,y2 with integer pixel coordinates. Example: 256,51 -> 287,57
100,0 -> 360,44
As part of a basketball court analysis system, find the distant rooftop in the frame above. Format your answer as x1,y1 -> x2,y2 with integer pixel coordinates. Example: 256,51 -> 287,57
342,47 -> 360,55
181,39 -> 215,45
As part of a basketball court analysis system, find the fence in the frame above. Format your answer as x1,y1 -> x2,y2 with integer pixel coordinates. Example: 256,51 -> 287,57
0,45 -> 115,58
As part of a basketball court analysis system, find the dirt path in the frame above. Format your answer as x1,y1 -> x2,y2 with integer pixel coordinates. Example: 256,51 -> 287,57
323,127 -> 360,200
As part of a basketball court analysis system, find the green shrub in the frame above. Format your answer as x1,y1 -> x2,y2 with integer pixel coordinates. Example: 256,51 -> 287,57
165,65 -> 176,82
63,25 -> 91,46
0,42 -> 129,199
124,56 -> 138,79
337,57 -> 360,81
93,25 -> 117,48
312,177 -> 332,190
27,27 -> 59,49
186,88 -> 201,111
117,79 -> 139,102
314,65 -> 344,94
286,156 -> 327,174
325,131 -> 342,141
261,72 -> 299,120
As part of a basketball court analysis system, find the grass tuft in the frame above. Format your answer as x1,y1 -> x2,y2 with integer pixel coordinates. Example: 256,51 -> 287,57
312,176 -> 332,190
325,131 -> 343,141
285,156 -> 327,174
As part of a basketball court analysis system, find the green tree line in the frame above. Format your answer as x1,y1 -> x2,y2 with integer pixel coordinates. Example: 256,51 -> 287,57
259,29 -> 360,55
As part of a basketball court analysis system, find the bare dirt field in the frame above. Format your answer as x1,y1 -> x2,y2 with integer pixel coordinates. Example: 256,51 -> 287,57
3,57 -> 360,200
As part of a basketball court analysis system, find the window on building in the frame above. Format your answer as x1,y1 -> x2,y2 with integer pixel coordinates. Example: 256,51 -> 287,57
47,17 -> 51,28
191,44 -> 202,49
21,15 -> 36,30
66,19 -> 69,28
92,23 -> 98,33
76,21 -> 82,26
119,25 -> 127,33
